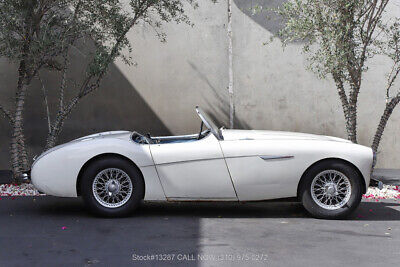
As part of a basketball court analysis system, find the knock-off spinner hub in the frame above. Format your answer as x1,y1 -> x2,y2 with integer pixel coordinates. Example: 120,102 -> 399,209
324,182 -> 337,197
106,180 -> 120,194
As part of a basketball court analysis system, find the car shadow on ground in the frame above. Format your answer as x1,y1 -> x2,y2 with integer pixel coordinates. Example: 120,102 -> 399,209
141,200 -> 400,221
348,200 -> 400,221
13,197 -> 400,221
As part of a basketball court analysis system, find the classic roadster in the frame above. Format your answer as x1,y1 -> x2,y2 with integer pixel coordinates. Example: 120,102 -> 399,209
31,107 -> 375,219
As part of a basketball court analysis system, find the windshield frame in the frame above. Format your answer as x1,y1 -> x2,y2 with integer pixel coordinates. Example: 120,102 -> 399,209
195,106 -> 224,140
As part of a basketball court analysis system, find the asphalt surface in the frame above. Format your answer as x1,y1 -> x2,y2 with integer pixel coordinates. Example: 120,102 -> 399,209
0,197 -> 400,267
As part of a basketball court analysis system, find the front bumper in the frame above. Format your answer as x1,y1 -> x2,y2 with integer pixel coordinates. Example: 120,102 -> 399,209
17,170 -> 31,184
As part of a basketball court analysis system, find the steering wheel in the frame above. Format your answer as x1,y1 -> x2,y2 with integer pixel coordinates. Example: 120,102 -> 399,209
144,133 -> 154,144
132,131 -> 154,144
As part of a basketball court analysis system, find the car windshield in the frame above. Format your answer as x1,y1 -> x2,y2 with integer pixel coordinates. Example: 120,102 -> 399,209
195,106 -> 223,140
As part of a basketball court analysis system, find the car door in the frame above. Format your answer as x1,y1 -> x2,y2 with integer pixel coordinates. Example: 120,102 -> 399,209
149,133 -> 237,200
220,139 -> 303,201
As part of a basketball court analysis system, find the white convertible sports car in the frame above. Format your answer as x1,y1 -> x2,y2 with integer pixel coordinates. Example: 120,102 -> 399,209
31,107 -> 375,219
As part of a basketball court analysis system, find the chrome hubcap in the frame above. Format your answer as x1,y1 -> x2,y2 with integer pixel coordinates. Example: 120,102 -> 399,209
92,168 -> 133,208
311,170 -> 351,210
325,183 -> 337,197
107,180 -> 119,194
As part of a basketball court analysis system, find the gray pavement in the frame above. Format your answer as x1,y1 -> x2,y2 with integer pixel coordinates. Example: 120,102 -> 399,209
0,197 -> 400,267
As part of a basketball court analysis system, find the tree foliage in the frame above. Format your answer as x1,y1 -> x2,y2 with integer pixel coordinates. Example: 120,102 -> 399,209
276,0 -> 400,153
0,0 -> 207,180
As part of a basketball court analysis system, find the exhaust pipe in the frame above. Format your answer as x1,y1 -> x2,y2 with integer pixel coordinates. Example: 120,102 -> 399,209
378,181 -> 383,190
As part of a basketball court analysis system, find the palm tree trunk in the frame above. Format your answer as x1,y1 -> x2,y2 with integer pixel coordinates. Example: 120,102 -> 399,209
346,106 -> 358,144
10,78 -> 29,180
332,73 -> 358,143
347,80 -> 360,144
372,95 -> 400,152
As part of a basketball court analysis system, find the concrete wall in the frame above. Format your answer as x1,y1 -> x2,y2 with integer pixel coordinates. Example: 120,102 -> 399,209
0,0 -> 399,169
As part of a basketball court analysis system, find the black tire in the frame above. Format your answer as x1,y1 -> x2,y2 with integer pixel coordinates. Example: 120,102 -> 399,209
80,156 -> 145,217
299,160 -> 363,219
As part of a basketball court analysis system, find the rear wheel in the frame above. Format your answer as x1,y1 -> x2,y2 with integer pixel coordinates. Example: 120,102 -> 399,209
80,156 -> 144,217
299,160 -> 363,219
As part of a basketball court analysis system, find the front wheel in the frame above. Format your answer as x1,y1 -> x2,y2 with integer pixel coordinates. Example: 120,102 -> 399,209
299,161 -> 363,219
80,156 -> 145,217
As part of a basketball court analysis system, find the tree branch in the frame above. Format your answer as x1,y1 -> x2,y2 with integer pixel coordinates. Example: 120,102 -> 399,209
0,104 -> 14,125
59,50 -> 69,113
359,0 -> 389,72
46,1 -> 153,149
37,72 -> 51,134
386,66 -> 400,100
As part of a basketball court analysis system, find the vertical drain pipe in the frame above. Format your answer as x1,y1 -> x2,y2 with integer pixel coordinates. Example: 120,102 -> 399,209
227,0 -> 235,129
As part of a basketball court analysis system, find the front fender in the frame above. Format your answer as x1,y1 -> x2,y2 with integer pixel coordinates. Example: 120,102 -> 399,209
31,138 -> 153,197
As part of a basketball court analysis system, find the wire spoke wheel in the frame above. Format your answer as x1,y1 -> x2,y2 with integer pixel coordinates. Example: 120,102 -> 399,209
311,170 -> 352,210
92,168 -> 133,208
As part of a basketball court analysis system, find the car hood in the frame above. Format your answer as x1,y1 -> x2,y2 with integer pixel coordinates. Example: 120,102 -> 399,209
221,129 -> 351,143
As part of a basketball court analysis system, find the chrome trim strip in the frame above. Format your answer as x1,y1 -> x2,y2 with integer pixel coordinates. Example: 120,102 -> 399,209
154,154 -> 295,166
260,155 -> 294,161
155,157 -> 222,166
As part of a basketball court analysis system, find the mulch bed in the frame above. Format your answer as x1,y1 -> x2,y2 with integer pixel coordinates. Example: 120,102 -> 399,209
0,183 -> 41,197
